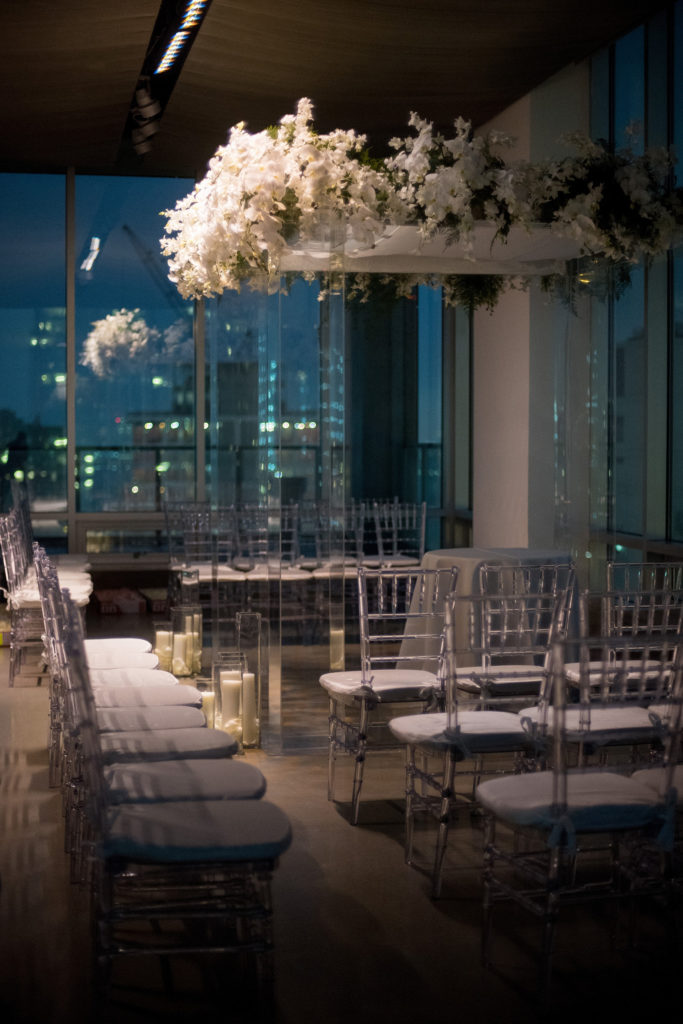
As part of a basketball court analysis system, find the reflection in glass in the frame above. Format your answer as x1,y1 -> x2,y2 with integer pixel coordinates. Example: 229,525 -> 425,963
672,252 -> 683,541
614,27 -> 645,151
0,174 -> 66,514
613,266 -> 645,535
75,175 -> 195,512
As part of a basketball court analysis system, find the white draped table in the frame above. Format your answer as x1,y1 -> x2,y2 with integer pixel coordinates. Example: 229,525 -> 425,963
404,547 -> 573,668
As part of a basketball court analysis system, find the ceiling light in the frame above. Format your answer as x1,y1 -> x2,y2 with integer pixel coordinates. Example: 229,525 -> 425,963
153,0 -> 210,74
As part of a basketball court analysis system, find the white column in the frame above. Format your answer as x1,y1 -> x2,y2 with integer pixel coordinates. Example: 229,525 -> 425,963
472,288 -> 531,548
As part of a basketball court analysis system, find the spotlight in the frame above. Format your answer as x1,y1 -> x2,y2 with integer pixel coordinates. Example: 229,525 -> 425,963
131,120 -> 159,142
135,87 -> 161,119
132,137 -> 154,155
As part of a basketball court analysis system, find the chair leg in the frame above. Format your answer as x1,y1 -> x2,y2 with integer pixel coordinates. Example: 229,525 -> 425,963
481,814 -> 496,966
404,744 -> 416,864
540,847 -> 561,996
327,698 -> 337,801
431,751 -> 457,899
350,699 -> 369,825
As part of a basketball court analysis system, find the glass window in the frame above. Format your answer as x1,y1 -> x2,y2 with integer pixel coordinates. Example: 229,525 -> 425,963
418,285 -> 443,547
0,174 -> 67,515
674,1 -> 683,183
672,3 -> 683,541
672,253 -> 683,541
614,27 -> 645,151
205,286 -> 269,506
612,267 -> 646,535
74,175 -> 195,512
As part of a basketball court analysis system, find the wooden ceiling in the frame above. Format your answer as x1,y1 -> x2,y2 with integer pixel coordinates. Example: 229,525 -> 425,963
0,0 -> 668,181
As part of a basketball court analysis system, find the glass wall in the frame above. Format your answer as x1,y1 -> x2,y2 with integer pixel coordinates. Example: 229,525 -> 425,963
0,171 -> 448,558
0,174 -> 67,545
672,1 -> 683,543
74,176 -> 195,522
587,2 -> 683,566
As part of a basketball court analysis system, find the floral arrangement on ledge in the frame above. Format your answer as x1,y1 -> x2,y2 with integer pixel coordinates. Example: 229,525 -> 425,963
160,98 -> 683,311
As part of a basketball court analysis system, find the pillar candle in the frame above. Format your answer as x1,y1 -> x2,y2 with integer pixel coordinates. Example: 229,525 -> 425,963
200,690 -> 215,727
220,671 -> 242,722
154,630 -> 173,672
192,612 -> 203,673
172,632 -> 189,675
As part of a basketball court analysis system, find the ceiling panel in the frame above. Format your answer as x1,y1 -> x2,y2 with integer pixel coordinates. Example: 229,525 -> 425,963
0,0 -> 668,179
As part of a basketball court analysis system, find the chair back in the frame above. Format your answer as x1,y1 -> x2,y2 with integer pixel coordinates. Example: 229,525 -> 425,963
0,508 -> 31,598
372,499 -> 426,566
606,560 -> 683,593
601,586 -> 683,641
163,499 -> 210,568
358,565 -> 458,687
10,479 -> 34,568
180,504 -> 213,569
468,562 -> 576,671
444,584 -> 568,728
546,628 -> 683,823
60,592 -> 110,838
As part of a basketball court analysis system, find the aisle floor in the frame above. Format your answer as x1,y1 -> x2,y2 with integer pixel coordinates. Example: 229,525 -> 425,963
0,623 -> 679,1024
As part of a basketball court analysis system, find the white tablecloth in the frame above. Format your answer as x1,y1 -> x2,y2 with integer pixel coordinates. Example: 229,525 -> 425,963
414,547 -> 574,668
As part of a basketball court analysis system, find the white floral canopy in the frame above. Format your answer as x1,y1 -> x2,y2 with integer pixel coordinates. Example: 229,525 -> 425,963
160,98 -> 683,310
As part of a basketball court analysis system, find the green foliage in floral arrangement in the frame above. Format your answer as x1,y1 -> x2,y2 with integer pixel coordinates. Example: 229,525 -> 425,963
541,257 -> 636,312
523,130 -> 683,263
441,275 -> 511,312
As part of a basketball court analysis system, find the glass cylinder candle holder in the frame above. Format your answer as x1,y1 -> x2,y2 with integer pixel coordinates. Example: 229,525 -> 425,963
178,568 -> 200,607
212,650 -> 246,746
152,620 -> 173,673
236,611 -> 264,748
171,603 -> 202,676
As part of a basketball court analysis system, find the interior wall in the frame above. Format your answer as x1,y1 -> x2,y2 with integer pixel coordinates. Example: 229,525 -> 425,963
470,63 -> 590,551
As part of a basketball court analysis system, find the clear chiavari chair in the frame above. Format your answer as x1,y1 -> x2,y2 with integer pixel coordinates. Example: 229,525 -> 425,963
388,583 -> 569,897
320,564 -> 459,825
454,561 -> 576,708
478,626 -> 683,997
519,588 -> 683,770
59,593 -> 292,1000
372,499 -> 427,567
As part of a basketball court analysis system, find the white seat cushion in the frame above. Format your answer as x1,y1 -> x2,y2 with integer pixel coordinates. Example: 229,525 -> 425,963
477,769 -> 664,834
103,799 -> 292,862
215,565 -> 247,580
104,759 -> 267,803
99,727 -> 238,762
90,667 -> 178,687
519,704 -> 656,744
53,554 -> 91,570
96,705 -> 207,733
319,668 -> 438,701
388,710 -> 535,753
84,637 -> 152,654
632,764 -> 683,803
312,562 -> 360,579
457,663 -> 545,696
563,660 -> 668,684
86,650 -> 159,670
93,684 -> 202,708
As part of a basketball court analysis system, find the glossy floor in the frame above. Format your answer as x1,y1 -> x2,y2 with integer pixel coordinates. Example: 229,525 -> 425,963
0,624 -> 678,1024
